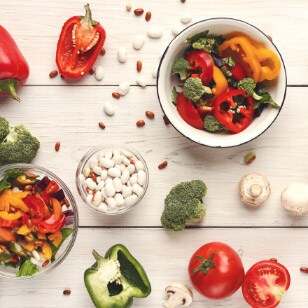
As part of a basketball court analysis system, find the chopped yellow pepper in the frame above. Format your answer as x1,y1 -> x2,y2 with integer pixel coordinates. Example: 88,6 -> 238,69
23,243 -> 36,252
0,210 -> 22,220
48,231 -> 63,248
42,242 -> 52,260
0,189 -> 30,212
212,66 -> 228,97
17,224 -> 32,235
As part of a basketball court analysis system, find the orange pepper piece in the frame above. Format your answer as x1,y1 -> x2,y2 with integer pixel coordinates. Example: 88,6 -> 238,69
0,210 -> 22,220
212,66 -> 228,97
0,227 -> 16,243
42,242 -> 53,260
48,231 -> 63,248
0,189 -> 29,212
50,198 -> 62,221
17,224 -> 32,235
23,243 -> 36,252
37,232 -> 47,240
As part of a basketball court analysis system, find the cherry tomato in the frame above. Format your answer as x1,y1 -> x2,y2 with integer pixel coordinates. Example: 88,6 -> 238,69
227,62 -> 247,81
188,242 -> 245,299
242,259 -> 291,308
176,92 -> 204,129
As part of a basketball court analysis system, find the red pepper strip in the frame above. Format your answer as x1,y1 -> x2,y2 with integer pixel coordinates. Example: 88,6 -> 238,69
212,89 -> 254,134
56,4 -> 106,79
42,180 -> 60,206
227,62 -> 247,81
177,92 -> 204,129
22,213 -> 30,225
0,25 -> 29,102
185,51 -> 213,85
22,195 -> 45,225
0,218 -> 22,228
38,214 -> 65,234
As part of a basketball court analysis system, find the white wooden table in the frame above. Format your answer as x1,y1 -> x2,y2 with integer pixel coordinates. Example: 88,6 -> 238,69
1,0 -> 308,307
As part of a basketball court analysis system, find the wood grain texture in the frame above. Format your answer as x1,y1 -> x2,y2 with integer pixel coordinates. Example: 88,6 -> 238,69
1,228 -> 307,308
0,86 -> 307,227
0,0 -> 307,85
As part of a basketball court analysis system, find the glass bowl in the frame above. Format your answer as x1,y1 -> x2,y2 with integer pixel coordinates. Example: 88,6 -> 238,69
0,163 -> 78,279
76,145 -> 149,215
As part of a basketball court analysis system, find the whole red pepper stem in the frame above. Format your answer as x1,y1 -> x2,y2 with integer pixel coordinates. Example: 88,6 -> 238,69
0,79 -> 20,102
81,3 -> 99,26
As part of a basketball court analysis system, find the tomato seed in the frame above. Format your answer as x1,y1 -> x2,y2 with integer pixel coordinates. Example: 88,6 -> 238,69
49,70 -> 58,78
63,290 -> 71,296
158,161 -> 168,170
55,141 -> 61,152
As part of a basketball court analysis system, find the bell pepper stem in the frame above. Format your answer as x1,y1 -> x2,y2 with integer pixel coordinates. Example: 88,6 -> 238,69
81,4 -> 99,26
0,79 -> 20,102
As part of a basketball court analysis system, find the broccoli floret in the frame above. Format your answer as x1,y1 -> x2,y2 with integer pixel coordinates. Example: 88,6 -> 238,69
0,123 -> 40,166
0,117 -> 10,143
171,58 -> 190,81
183,77 -> 212,102
192,37 -> 219,54
204,115 -> 225,133
238,78 -> 262,100
161,180 -> 207,231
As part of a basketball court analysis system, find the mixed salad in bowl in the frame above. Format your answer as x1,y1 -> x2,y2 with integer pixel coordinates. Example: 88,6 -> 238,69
0,165 -> 78,278
171,30 -> 281,134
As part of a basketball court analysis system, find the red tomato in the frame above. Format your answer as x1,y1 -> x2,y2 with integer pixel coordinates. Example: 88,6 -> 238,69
176,92 -> 204,130
242,259 -> 291,308
188,242 -> 245,299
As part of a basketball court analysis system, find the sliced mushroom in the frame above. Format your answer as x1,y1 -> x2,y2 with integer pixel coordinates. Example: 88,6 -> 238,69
164,283 -> 193,308
281,182 -> 308,216
239,173 -> 271,207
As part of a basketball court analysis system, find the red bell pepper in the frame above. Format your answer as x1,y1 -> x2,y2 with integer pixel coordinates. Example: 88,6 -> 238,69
0,25 -> 29,102
56,4 -> 106,79
227,62 -> 247,81
185,51 -> 213,85
177,92 -> 204,130
212,89 -> 254,134
38,214 -> 65,234
0,218 -> 22,228
22,195 -> 45,225
42,180 -> 60,205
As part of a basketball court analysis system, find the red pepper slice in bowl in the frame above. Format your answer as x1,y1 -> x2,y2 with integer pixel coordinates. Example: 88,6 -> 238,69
176,92 -> 204,130
56,4 -> 106,79
227,62 -> 247,81
185,51 -> 213,85
23,195 -> 45,225
38,214 -> 65,234
212,89 -> 254,133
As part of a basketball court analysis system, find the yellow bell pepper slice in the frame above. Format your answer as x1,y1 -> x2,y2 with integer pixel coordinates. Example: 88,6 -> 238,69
48,231 -> 63,248
23,243 -> 36,252
42,242 -> 52,260
212,66 -> 228,97
0,189 -> 29,212
17,224 -> 32,235
0,210 -> 22,220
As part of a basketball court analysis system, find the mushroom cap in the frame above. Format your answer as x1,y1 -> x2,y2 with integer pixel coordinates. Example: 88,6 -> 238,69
239,173 -> 271,207
281,182 -> 308,216
164,283 -> 193,307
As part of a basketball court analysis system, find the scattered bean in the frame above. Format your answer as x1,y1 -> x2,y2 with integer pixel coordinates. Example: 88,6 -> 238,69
300,267 -> 308,273
99,122 -> 106,129
63,290 -> 71,296
94,66 -> 104,81
112,92 -> 121,99
136,61 -> 142,72
100,47 -> 106,56
134,8 -> 144,16
163,115 -> 170,125
49,70 -> 58,78
117,47 -> 127,63
136,76 -> 147,87
117,81 -> 130,96
121,170 -> 130,184
158,161 -> 168,170
126,4 -> 132,11
145,11 -> 152,21
55,142 -> 61,152
103,101 -> 116,116
147,26 -> 163,39
132,35 -> 145,50
145,111 -> 155,119
244,152 -> 256,165
32,250 -> 41,262
180,14 -> 192,24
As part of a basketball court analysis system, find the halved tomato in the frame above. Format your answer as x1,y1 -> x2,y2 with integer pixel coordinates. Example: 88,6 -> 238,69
242,259 -> 291,308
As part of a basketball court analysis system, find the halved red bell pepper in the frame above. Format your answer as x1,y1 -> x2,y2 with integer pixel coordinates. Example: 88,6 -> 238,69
185,51 -> 213,85
42,180 -> 60,206
177,92 -> 204,129
56,4 -> 106,79
22,195 -> 45,225
38,214 -> 65,234
212,89 -> 254,134
0,25 -> 29,102
0,218 -> 22,228
227,62 -> 247,81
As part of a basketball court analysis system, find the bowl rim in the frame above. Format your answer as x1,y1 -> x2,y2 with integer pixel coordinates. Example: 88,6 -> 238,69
156,17 -> 287,148
76,144 -> 149,216
0,163 -> 79,279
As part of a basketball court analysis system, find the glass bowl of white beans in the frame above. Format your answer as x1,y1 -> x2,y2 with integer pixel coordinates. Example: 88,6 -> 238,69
76,145 -> 149,215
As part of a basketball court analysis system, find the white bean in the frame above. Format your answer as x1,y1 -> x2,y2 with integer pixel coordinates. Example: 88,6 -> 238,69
89,157 -> 98,169
103,101 -> 116,116
132,35 -> 145,50
106,197 -> 117,209
85,178 -> 97,190
100,169 -> 108,180
122,185 -> 133,198
94,66 -> 104,81
101,188 -> 107,199
95,180 -> 105,191
135,160 -> 144,171
114,193 -> 125,206
117,47 -> 127,63
147,26 -> 163,39
83,166 -> 91,177
132,183 -> 144,197
138,170 -> 147,186
108,167 -> 121,178
92,191 -> 102,206
129,174 -> 138,186
86,194 -> 93,205
30,257 -> 40,266
105,178 -> 113,186
79,174 -> 86,185
121,149 -> 134,158
32,250 -> 41,262
113,149 -> 121,156
180,14 -> 192,24
126,164 -> 135,175
125,194 -> 138,206
122,156 -> 130,166
113,155 -> 122,164
100,158 -> 114,169
105,184 -> 116,197
136,76 -> 147,87
113,178 -> 123,192
121,170 -> 130,184
98,202 -> 108,212
117,81 -> 130,96
92,166 -> 102,175
115,164 -> 125,173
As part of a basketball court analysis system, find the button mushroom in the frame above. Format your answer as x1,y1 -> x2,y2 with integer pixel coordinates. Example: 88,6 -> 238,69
281,182 -> 308,216
164,283 -> 193,308
239,173 -> 271,207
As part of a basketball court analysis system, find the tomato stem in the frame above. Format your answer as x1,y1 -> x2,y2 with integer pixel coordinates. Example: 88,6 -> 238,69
192,252 -> 216,275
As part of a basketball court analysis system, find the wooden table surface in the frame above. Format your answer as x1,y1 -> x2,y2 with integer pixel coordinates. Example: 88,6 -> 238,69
1,0 -> 308,307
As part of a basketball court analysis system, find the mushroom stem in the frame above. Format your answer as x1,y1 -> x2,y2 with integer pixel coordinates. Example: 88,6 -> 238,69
249,184 -> 262,197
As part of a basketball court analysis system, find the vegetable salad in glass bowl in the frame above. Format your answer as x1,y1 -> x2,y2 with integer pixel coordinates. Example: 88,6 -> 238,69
157,18 -> 287,147
0,164 -> 78,279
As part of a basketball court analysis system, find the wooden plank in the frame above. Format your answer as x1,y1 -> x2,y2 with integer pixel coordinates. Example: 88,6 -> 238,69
0,0 -> 307,85
1,228 -> 306,307
0,86 -> 307,227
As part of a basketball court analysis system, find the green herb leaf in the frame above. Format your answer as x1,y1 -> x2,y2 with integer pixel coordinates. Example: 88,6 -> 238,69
0,169 -> 23,193
221,66 -> 232,78
223,57 -> 235,68
171,87 -> 179,105
16,259 -> 39,277
50,228 -> 74,261
185,30 -> 209,45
